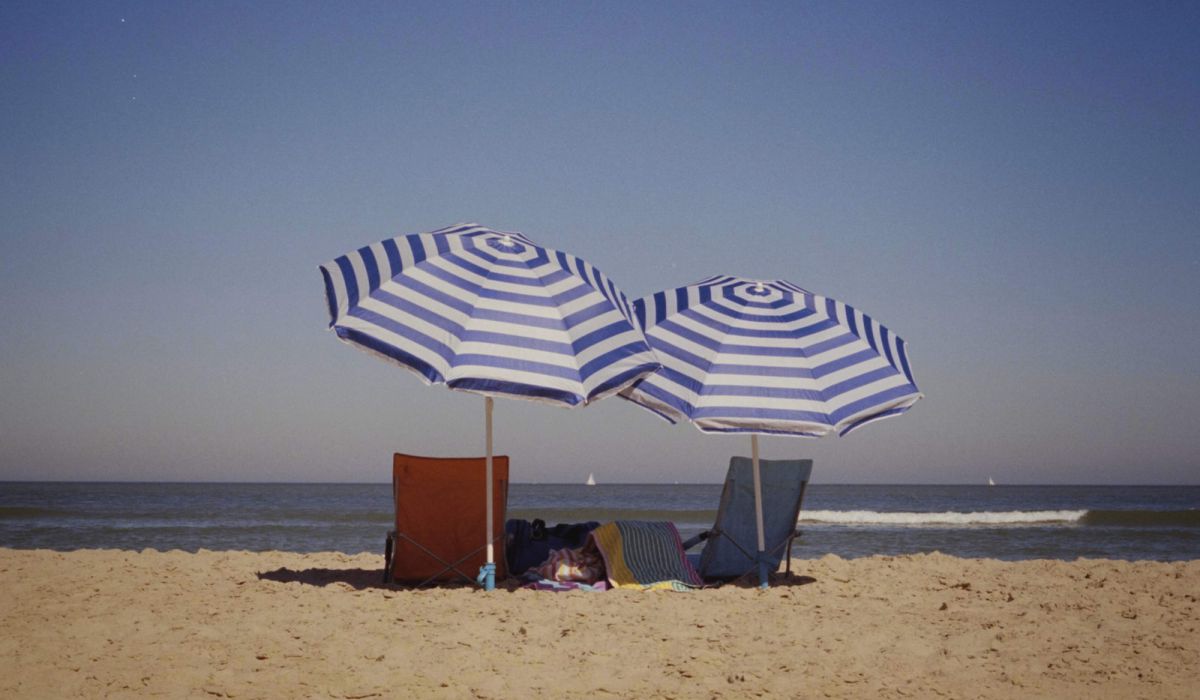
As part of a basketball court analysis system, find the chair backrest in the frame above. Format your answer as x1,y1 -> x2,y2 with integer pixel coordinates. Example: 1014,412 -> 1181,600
698,457 -> 813,579
391,453 -> 510,583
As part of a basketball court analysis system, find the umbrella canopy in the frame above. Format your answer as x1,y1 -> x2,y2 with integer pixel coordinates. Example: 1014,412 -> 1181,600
621,274 -> 922,586
320,223 -> 660,588
621,275 -> 922,437
320,223 -> 658,406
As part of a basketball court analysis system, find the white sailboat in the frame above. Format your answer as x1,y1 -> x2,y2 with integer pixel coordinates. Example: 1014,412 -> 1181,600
586,472 -> 596,486
987,477 -> 996,486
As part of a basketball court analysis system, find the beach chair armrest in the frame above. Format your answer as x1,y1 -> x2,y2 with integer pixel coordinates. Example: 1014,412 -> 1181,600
681,531 -> 711,550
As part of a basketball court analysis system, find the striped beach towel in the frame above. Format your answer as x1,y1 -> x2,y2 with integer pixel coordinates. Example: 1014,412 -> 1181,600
587,521 -> 703,591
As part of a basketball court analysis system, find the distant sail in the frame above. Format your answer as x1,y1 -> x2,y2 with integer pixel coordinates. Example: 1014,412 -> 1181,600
988,477 -> 996,486
586,473 -> 596,486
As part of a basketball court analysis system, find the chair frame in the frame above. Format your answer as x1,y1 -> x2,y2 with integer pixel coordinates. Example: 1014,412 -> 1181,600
383,529 -> 507,587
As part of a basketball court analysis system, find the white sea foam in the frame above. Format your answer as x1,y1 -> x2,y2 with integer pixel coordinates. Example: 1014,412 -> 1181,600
799,510 -> 1088,526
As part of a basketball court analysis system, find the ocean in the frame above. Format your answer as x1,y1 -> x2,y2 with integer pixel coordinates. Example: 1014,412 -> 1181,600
1,482 -> 1197,561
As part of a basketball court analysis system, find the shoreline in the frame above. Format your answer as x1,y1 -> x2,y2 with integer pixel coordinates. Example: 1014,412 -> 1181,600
2,548 -> 1196,698
3,545 -> 1197,563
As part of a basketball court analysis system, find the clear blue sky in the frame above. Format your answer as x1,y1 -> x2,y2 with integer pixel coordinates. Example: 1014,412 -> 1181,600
2,1 -> 1197,483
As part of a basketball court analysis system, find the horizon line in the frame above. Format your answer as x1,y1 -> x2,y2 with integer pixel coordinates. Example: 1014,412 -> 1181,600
2,479 -> 1198,487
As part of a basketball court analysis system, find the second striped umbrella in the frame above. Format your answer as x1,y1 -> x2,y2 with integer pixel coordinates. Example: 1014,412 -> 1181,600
621,274 -> 922,585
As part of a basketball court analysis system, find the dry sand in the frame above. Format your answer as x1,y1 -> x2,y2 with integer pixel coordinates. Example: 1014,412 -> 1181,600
1,548 -> 1196,699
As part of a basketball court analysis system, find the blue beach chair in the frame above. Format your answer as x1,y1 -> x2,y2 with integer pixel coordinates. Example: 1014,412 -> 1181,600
684,457 -> 814,586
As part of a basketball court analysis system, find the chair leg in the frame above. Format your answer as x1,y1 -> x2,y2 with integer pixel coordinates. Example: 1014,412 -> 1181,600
383,532 -> 394,584
780,529 -> 804,582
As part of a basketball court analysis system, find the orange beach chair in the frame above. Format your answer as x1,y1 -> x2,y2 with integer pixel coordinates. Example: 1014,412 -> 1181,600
383,453 -> 510,586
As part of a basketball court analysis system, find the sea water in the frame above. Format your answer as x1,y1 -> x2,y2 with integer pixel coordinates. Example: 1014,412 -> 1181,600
1,482 -> 1197,561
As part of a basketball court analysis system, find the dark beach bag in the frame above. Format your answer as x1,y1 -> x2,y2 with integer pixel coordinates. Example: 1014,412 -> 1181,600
505,519 -> 600,575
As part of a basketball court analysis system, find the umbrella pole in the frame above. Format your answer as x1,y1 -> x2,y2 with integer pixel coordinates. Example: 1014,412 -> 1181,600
482,396 -> 496,591
751,433 -> 768,589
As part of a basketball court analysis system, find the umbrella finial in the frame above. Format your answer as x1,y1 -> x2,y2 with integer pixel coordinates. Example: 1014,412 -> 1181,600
755,281 -> 765,292
501,233 -> 514,247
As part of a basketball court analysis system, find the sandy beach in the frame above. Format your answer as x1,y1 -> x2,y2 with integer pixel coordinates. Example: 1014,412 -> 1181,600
1,548 -> 1195,699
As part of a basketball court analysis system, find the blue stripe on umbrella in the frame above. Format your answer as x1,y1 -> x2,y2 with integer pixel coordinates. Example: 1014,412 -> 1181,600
367,289 -> 466,335
320,266 -> 339,328
627,375 -> 692,422
447,378 -> 581,406
444,251 -> 565,285
897,339 -> 916,385
335,327 -> 444,384
838,406 -> 913,436
822,365 -> 904,399
571,320 -> 638,356
349,307 -> 455,364
637,337 -> 715,376
656,318 -> 826,356
382,238 -> 402,272
471,306 -> 573,331
705,362 -> 815,379
698,385 -> 829,401
828,384 -> 921,425
802,333 -> 859,359
697,302 -> 817,325
408,234 -> 428,264
562,300 -> 620,330
335,256 -> 359,308
476,283 -> 592,308
380,277 -> 476,318
580,343 -> 660,384
678,306 -> 823,339
690,405 -> 833,424
811,348 -> 889,378
459,329 -> 573,355
451,353 -> 582,381
699,425 -> 826,437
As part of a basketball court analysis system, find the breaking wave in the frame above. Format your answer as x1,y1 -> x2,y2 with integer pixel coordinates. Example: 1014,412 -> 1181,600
799,509 -> 1199,527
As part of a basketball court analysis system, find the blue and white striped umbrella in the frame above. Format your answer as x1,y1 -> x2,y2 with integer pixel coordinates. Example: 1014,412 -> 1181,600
621,275 -> 922,587
621,275 -> 922,437
320,223 -> 659,406
319,223 -> 659,589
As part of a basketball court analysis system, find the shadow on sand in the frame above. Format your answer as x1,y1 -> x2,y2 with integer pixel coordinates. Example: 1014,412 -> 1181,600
256,567 -> 816,591
255,567 -> 497,591
726,573 -> 818,588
